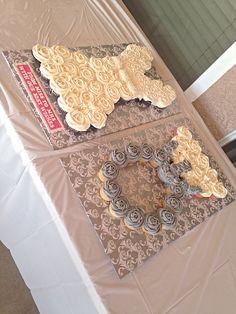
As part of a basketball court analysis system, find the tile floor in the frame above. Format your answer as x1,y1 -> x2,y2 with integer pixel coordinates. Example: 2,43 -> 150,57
0,242 -> 39,314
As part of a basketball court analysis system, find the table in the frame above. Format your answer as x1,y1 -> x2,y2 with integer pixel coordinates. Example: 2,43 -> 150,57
1,1 -> 236,313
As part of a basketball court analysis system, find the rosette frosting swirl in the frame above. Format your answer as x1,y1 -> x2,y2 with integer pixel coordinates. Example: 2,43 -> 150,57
40,62 -> 60,79
58,92 -> 80,112
102,180 -> 121,200
169,140 -> 179,150
143,213 -> 161,235
165,194 -> 183,212
171,126 -> 227,198
80,91 -> 94,106
170,163 -> 182,176
190,140 -> 202,156
124,207 -> 145,229
88,109 -> 107,129
33,43 -> 177,132
51,54 -> 65,66
96,96 -> 114,114
104,84 -> 120,103
197,154 -> 209,171
179,159 -> 192,173
206,169 -> 218,183
89,80 -> 104,96
50,72 -> 72,94
89,56 -> 105,71
96,71 -> 111,84
101,161 -> 119,180
153,149 -> 168,165
157,163 -> 180,185
51,45 -> 72,60
212,182 -> 227,198
72,76 -> 87,89
111,149 -> 128,167
179,180 -> 189,191
60,62 -> 79,77
163,140 -> 178,155
119,84 -> 134,101
110,196 -> 129,217
159,208 -> 176,228
74,51 -> 88,66
170,159 -> 192,176
79,66 -> 95,81
141,144 -> 154,161
32,44 -> 52,63
65,109 -> 90,131
177,126 -> 192,140
125,143 -> 141,161
169,182 -> 186,198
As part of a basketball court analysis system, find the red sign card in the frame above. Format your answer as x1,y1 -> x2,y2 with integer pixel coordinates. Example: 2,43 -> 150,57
15,63 -> 62,132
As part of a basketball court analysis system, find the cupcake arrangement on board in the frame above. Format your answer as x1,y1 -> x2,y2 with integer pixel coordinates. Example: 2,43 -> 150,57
31,43 -> 228,235
172,126 -> 227,198
98,126 -> 227,235
32,44 -> 176,132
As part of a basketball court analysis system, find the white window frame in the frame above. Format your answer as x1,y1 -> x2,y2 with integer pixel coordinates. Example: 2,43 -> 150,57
184,42 -> 236,147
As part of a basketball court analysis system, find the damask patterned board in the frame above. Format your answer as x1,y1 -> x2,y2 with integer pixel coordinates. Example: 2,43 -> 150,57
2,44 -> 180,150
60,116 -> 235,278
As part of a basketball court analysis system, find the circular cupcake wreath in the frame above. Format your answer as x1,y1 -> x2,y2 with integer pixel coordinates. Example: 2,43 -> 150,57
98,141 -> 202,235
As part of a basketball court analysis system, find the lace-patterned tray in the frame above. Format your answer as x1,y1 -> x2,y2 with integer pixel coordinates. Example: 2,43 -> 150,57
2,44 -> 180,150
60,116 -> 235,278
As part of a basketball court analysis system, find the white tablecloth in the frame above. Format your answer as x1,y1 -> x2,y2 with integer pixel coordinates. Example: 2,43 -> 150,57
1,1 -> 236,313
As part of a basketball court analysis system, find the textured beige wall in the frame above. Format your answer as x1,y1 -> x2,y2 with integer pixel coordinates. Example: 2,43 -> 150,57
193,65 -> 236,141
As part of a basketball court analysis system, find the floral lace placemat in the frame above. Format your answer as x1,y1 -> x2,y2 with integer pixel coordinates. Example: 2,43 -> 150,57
2,44 -> 180,150
60,116 -> 235,278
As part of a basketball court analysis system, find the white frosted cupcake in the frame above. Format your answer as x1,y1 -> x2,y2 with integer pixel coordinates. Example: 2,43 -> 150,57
32,44 -> 52,63
212,182 -> 227,198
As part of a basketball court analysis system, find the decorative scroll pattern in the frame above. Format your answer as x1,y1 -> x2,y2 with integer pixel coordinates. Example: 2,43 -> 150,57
60,116 -> 235,278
